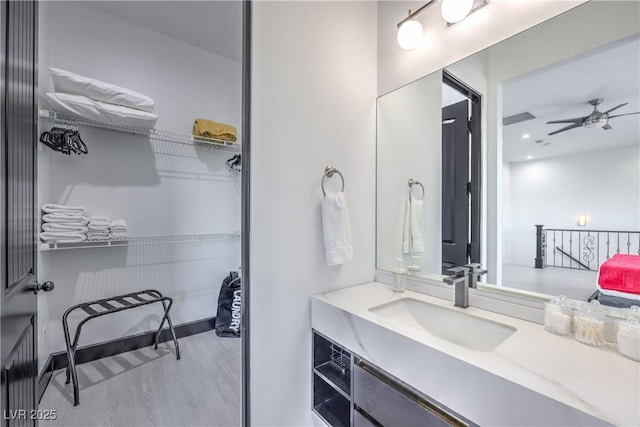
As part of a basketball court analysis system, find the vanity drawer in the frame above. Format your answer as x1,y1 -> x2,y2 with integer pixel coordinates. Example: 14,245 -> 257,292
353,360 -> 469,427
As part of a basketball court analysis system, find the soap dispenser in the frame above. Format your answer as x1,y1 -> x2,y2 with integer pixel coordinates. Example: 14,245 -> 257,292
408,256 -> 423,276
392,258 -> 406,293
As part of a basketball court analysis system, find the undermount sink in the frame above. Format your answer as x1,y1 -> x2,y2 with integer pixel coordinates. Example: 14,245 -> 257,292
369,298 -> 516,352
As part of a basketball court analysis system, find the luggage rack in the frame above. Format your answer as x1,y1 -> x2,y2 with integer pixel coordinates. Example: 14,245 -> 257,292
62,289 -> 180,406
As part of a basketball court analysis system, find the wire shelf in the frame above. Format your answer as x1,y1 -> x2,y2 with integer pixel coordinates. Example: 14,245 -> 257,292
40,110 -> 240,151
329,343 -> 350,374
39,232 -> 240,251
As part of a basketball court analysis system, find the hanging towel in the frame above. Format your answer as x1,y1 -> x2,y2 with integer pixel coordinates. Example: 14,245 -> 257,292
40,232 -> 87,243
42,223 -> 88,233
402,199 -> 425,253
42,203 -> 86,215
42,213 -> 89,225
193,118 -> 237,142
322,192 -> 353,266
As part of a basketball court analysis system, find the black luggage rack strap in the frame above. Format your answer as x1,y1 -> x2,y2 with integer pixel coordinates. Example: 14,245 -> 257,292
62,289 -> 181,406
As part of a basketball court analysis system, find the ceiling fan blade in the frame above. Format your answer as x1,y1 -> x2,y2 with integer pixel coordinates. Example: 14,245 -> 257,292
604,103 -> 628,114
546,117 -> 584,124
602,124 -> 613,130
547,122 -> 583,136
609,112 -> 640,118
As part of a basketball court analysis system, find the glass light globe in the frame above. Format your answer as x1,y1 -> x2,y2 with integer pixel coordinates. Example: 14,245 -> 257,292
397,20 -> 423,50
441,0 -> 474,24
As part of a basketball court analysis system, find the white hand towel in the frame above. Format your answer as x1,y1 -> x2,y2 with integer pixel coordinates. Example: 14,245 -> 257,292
111,232 -> 129,240
88,224 -> 110,231
42,203 -> 86,214
322,192 -> 353,266
410,199 -> 425,253
42,223 -> 88,233
40,232 -> 87,243
402,201 -> 411,254
402,199 -> 425,253
110,219 -> 128,232
87,234 -> 111,241
42,213 -> 89,225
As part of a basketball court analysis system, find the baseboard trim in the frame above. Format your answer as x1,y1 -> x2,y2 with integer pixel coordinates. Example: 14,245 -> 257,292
37,316 -> 216,403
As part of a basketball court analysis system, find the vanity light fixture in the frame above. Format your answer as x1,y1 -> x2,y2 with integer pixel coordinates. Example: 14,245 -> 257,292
577,214 -> 588,227
441,0 -> 474,24
396,0 -> 488,49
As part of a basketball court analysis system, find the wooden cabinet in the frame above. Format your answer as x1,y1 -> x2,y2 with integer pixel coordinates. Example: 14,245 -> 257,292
312,330 -> 476,427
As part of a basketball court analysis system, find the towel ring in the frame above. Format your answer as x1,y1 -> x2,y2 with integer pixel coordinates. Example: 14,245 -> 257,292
408,179 -> 425,201
322,166 -> 345,196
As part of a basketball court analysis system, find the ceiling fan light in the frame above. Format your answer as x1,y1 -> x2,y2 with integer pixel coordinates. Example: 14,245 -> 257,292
441,0 -> 474,24
397,20 -> 423,50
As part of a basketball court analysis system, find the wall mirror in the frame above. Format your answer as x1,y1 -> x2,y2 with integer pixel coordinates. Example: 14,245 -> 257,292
377,1 -> 640,303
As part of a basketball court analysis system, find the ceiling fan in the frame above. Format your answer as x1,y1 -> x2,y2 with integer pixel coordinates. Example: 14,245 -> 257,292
546,98 -> 640,136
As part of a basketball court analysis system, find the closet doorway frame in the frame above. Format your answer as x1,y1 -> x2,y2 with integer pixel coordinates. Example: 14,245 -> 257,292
241,1 -> 252,426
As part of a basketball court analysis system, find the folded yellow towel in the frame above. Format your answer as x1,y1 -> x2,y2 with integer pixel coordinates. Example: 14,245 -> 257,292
193,118 -> 237,142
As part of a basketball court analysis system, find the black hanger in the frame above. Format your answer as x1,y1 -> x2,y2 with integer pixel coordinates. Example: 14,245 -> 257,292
40,127 -> 88,155
226,154 -> 241,173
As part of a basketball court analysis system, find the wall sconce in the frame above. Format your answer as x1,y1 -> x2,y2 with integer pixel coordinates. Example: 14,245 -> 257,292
396,0 -> 488,50
577,214 -> 588,227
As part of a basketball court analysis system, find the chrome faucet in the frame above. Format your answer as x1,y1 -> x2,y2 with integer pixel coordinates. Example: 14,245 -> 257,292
443,267 -> 470,308
465,263 -> 487,289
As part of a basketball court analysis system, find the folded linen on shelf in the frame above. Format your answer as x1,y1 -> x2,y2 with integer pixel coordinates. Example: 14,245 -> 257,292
42,213 -> 89,225
42,223 -> 88,233
49,67 -> 156,112
46,93 -> 159,129
87,233 -> 112,241
88,225 -> 110,232
193,118 -> 237,142
110,232 -> 129,241
40,232 -> 87,243
110,219 -> 128,231
42,203 -> 86,214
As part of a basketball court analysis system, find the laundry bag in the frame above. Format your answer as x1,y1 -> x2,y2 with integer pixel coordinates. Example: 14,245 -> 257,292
215,271 -> 242,337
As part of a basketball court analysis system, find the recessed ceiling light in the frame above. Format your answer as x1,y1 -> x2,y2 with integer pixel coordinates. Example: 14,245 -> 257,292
522,134 -> 530,139
526,155 -> 533,160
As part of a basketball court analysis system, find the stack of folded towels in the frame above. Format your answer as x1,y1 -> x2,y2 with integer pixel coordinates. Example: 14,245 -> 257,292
110,219 -> 129,240
46,67 -> 158,129
87,216 -> 111,241
40,204 -> 89,243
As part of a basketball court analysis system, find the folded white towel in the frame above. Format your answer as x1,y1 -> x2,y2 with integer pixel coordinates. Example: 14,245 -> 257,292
42,213 -> 89,225
88,224 -> 110,231
42,223 -> 88,233
402,199 -> 425,254
322,192 -> 354,266
40,232 -> 87,243
110,232 -> 129,240
110,219 -> 128,231
42,203 -> 86,214
87,234 -> 111,241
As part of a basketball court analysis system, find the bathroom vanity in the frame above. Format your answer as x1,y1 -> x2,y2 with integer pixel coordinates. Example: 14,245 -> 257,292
311,283 -> 639,427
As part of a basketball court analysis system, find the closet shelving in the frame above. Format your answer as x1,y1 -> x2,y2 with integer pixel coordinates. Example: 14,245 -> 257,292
39,232 -> 241,251
40,110 -> 240,150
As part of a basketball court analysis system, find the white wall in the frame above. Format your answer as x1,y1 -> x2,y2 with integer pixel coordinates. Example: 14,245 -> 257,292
37,2 -> 241,371
377,71 -> 443,274
504,145 -> 640,266
250,1 -> 377,425
377,0 -> 586,96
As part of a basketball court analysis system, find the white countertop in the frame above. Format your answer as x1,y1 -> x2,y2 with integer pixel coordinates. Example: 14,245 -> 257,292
313,282 -> 640,426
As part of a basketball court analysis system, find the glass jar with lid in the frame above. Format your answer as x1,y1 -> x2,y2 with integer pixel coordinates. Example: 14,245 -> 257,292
544,295 -> 574,336
574,300 -> 606,347
617,305 -> 640,361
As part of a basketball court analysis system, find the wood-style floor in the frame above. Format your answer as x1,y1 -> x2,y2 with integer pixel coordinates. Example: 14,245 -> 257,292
40,330 -> 241,427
